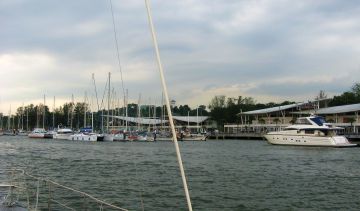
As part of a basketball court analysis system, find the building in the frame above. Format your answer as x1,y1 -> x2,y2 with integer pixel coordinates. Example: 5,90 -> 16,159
224,102 -> 360,135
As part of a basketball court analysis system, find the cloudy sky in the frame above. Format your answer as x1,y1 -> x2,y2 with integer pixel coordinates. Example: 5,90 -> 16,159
1,0 -> 360,114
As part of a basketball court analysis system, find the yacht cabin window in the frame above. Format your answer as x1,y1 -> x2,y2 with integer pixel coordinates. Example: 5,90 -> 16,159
310,117 -> 326,126
294,118 -> 312,125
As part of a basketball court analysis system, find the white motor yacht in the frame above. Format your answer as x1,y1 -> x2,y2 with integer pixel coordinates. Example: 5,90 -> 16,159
53,128 -> 73,140
28,128 -> 46,138
69,133 -> 97,141
264,115 -> 357,147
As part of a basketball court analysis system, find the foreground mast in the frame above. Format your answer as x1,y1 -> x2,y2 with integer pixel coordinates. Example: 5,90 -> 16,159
144,1 -> 193,210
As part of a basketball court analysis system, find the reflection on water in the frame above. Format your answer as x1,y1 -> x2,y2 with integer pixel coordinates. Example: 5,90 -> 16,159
1,136 -> 360,210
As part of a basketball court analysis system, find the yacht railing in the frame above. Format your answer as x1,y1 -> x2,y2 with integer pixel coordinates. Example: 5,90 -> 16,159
2,169 -> 128,211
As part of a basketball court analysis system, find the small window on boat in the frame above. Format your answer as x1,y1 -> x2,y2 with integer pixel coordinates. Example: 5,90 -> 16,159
295,118 -> 312,125
305,130 -> 314,134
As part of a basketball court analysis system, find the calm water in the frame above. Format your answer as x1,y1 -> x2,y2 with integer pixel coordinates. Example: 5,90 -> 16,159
1,136 -> 360,210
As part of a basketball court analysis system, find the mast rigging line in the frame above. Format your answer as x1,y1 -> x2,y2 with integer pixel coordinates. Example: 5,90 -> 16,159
99,77 -> 109,110
92,73 -> 100,111
109,0 -> 127,112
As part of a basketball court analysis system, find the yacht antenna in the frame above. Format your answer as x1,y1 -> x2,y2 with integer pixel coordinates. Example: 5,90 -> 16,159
145,1 -> 193,210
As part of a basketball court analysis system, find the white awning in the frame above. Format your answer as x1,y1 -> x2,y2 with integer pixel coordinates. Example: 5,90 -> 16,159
172,116 -> 209,123
103,115 -> 167,125
102,115 -> 209,124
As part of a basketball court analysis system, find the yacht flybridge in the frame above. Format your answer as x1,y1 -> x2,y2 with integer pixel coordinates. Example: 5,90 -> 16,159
264,115 -> 357,147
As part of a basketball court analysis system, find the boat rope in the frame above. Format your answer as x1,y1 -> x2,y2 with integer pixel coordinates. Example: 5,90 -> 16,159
144,1 -> 193,211
99,76 -> 109,110
19,171 -> 129,211
92,73 -> 100,111
109,0 -> 127,117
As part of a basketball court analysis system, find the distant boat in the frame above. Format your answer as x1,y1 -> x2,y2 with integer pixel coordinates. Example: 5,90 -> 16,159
263,115 -> 357,147
180,132 -> 207,141
44,130 -> 56,139
69,133 -> 97,141
3,130 -> 16,136
17,130 -> 29,136
53,128 -> 73,140
69,127 -> 97,141
28,128 -> 46,138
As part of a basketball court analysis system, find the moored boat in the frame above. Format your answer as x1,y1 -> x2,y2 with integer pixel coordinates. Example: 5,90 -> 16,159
68,127 -> 98,141
53,128 -> 73,140
263,115 -> 357,147
28,128 -> 46,138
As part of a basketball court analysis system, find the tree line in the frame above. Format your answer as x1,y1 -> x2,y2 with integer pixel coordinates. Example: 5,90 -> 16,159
0,102 -> 208,131
1,83 -> 359,131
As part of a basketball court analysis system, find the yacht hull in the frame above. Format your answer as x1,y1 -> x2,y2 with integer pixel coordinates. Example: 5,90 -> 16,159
264,134 -> 357,147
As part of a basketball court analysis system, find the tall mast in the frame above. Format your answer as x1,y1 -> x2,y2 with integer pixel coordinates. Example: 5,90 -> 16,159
84,91 -> 87,128
137,93 -> 141,130
70,94 -> 74,129
53,96 -> 55,129
21,102 -> 24,130
197,106 -> 199,133
125,89 -> 128,131
145,1 -> 193,210
43,95 -> 46,129
148,97 -> 151,132
8,105 -> 11,131
107,72 -> 111,132
26,108 -> 28,131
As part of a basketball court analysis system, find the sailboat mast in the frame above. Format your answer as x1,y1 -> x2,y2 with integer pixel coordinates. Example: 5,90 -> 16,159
138,93 -> 141,130
53,96 -> 55,129
145,1 -> 193,210
43,95 -> 45,129
8,105 -> 11,131
125,89 -> 128,131
21,102 -> 24,130
107,72 -> 110,132
197,106 -> 199,133
70,94 -> 74,129
84,91 -> 87,128
26,108 -> 29,131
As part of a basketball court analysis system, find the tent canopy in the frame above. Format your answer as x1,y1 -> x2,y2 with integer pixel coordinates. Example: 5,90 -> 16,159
102,115 -> 209,125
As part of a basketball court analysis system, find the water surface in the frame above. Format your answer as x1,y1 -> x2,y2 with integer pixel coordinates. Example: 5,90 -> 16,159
1,136 -> 359,210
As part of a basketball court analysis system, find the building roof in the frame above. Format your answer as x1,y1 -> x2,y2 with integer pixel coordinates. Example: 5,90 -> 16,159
315,103 -> 360,114
240,102 -> 306,115
172,116 -> 209,123
103,115 -> 209,124
104,115 -> 166,125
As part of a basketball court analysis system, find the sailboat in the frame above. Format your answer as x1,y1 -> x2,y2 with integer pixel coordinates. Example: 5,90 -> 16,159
28,97 -> 47,138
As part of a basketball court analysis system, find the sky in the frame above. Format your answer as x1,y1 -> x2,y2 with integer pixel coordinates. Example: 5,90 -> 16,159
1,0 -> 360,114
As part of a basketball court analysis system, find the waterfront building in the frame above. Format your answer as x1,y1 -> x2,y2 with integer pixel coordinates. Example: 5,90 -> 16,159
224,102 -> 360,136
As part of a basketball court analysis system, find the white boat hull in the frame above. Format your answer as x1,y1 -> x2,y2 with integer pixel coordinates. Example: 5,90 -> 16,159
28,133 -> 45,138
69,134 -> 97,141
264,134 -> 357,147
103,134 -> 114,141
53,134 -> 72,140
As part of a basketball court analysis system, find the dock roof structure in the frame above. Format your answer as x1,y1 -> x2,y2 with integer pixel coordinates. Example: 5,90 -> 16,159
240,102 -> 307,115
103,115 -> 209,125
291,103 -> 360,115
